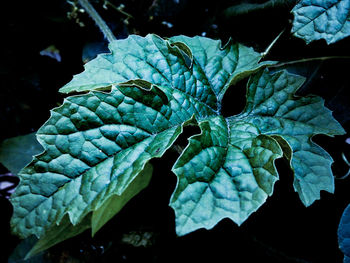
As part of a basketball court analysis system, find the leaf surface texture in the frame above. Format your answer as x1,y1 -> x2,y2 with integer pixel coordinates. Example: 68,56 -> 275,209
292,0 -> 350,44
10,34 -> 344,252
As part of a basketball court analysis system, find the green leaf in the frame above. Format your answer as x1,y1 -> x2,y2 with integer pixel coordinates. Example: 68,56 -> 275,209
10,34 -> 344,253
232,69 -> 345,206
24,164 -> 153,259
0,133 -> 43,175
60,34 -> 274,100
170,116 -> 283,235
170,69 -> 344,235
338,204 -> 350,263
168,35 -> 276,100
292,0 -> 350,44
11,34 -> 272,251
10,84 -> 193,241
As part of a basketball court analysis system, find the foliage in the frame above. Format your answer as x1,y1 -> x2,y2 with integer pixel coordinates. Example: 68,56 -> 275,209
0,133 -> 43,175
339,204 -> 350,263
9,34 -> 345,258
8,236 -> 48,263
292,0 -> 350,44
292,1 -> 350,261
4,0 -> 350,261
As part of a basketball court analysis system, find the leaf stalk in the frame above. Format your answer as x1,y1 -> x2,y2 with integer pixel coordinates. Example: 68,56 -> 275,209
77,0 -> 116,43
269,56 -> 350,68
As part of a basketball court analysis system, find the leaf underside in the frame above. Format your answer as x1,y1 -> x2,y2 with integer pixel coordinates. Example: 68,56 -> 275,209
10,34 -> 345,256
292,0 -> 350,44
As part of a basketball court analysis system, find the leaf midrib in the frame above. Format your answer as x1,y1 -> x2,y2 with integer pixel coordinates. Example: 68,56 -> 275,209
293,1 -> 346,35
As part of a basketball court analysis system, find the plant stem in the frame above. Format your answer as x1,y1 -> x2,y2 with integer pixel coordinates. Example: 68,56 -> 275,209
269,56 -> 350,68
337,152 -> 350,180
222,0 -> 297,18
261,29 -> 285,59
78,0 -> 116,43
103,1 -> 133,19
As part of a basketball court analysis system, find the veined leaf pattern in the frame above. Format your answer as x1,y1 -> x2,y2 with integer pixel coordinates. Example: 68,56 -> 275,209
10,34 -> 344,253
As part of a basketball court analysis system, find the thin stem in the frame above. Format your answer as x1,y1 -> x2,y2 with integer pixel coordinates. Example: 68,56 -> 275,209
222,0 -> 297,19
103,1 -> 133,19
78,0 -> 116,43
103,1 -> 133,25
261,29 -> 285,59
268,56 -> 350,68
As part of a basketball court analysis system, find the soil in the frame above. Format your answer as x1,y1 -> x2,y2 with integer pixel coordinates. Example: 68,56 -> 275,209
1,0 -> 350,262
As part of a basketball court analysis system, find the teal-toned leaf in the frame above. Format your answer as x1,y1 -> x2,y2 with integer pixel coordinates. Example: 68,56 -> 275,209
231,69 -> 345,206
24,164 -> 153,258
10,34 -> 344,253
170,116 -> 283,235
292,0 -> 350,44
169,35 -> 276,100
339,204 -> 350,263
170,69 -> 344,235
0,133 -> 43,175
10,84 -> 198,242
60,34 -> 273,102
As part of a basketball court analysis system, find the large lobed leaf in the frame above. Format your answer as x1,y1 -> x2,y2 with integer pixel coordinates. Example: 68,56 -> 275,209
10,34 -> 345,255
292,0 -> 350,44
170,69 -> 344,235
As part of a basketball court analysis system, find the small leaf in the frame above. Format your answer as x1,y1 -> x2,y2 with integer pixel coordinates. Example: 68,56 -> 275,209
0,133 -> 43,175
292,0 -> 350,44
339,204 -> 350,263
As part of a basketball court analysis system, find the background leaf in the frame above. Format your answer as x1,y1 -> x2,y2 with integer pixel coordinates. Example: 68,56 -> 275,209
292,0 -> 350,44
339,204 -> 350,263
0,133 -> 43,175
8,236 -> 49,263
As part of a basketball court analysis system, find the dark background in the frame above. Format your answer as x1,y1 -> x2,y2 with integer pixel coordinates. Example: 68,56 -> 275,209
1,0 -> 350,262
